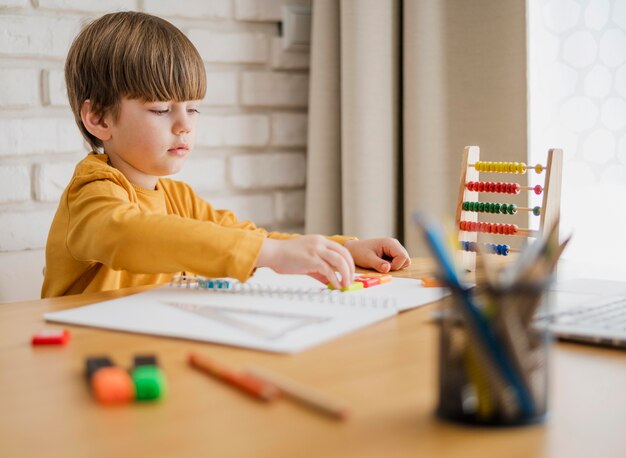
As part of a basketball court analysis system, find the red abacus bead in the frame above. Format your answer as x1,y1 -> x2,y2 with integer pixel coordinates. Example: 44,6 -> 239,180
534,184 -> 543,195
460,221 -> 467,230
513,183 -> 521,194
477,182 -> 484,192
466,181 -> 474,191
511,224 -> 518,234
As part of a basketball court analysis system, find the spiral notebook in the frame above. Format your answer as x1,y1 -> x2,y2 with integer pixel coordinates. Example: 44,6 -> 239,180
44,268 -> 446,353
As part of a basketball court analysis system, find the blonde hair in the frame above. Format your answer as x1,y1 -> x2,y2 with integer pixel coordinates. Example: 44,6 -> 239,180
65,11 -> 206,150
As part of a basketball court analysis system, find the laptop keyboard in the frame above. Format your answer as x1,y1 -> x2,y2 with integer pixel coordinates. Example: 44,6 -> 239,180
537,296 -> 626,331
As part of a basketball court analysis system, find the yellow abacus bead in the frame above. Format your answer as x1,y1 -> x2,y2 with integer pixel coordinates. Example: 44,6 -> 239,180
496,162 -> 503,172
535,164 -> 544,173
508,162 -> 516,173
519,162 -> 527,173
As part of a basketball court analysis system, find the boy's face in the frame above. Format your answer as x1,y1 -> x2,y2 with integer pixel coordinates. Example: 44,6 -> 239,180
102,97 -> 201,189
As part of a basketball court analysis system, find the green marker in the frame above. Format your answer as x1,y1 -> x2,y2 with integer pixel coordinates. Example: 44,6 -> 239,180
132,355 -> 167,401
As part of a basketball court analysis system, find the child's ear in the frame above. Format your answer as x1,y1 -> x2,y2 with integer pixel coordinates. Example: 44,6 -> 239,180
80,100 -> 112,142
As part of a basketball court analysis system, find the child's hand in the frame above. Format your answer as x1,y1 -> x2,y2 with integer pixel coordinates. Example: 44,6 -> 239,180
257,235 -> 355,289
343,238 -> 411,273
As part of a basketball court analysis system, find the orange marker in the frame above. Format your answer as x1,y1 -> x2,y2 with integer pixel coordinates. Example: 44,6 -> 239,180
85,357 -> 134,405
188,352 -> 280,402
91,367 -> 135,405
420,276 -> 444,287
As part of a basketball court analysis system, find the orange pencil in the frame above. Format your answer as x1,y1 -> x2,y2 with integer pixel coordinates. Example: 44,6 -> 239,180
188,352 -> 280,402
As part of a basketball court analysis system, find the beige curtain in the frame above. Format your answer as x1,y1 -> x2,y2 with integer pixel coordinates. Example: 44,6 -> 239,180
307,0 -> 528,256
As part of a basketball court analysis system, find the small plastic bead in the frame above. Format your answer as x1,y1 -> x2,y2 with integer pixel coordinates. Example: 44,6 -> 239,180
533,206 -> 541,216
535,164 -> 544,173
533,184 -> 543,195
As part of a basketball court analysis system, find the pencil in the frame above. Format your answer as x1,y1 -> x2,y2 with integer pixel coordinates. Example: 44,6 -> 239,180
246,365 -> 349,421
188,352 -> 280,402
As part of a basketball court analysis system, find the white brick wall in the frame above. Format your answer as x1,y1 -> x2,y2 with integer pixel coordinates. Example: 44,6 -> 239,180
0,69 -> 39,108
230,152 -> 306,189
0,0 -> 311,301
0,166 -> 30,203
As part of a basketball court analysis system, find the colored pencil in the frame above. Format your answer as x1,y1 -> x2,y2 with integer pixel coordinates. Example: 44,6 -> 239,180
188,352 -> 280,402
246,365 -> 349,421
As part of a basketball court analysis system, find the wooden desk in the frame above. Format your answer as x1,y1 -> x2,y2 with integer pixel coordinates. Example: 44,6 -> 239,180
1,259 -> 625,458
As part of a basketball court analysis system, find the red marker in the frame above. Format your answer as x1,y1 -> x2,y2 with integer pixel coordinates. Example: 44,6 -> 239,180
31,329 -> 70,345
354,276 -> 380,288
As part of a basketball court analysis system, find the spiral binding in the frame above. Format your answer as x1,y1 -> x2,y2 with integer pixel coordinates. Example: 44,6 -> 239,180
169,275 -> 396,309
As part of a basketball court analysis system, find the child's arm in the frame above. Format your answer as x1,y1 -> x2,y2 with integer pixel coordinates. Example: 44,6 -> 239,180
257,235 -> 355,290
343,238 -> 411,273
65,180 -> 265,282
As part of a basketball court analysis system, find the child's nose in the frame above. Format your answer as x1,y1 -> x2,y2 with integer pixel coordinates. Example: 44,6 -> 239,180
173,116 -> 192,135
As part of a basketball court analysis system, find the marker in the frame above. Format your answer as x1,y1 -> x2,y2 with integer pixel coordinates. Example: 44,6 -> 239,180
327,281 -> 364,292
85,356 -> 134,405
31,328 -> 70,345
354,276 -> 380,288
188,352 -> 280,402
419,276 -> 444,288
246,365 -> 349,421
131,355 -> 166,401
359,273 -> 392,284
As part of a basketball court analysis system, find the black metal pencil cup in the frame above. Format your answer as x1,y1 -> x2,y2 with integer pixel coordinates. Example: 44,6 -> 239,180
436,286 -> 551,426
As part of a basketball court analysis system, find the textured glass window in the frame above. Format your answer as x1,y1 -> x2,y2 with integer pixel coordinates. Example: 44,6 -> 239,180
528,0 -> 626,274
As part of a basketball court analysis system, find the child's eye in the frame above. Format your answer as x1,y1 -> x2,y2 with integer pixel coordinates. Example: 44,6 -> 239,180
150,109 -> 170,115
188,108 -> 200,114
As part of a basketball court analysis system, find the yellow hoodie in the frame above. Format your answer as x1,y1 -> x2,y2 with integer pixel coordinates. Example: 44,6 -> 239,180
42,153 -> 352,297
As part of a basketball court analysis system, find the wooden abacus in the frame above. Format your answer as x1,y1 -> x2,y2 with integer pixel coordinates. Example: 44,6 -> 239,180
455,146 -> 563,271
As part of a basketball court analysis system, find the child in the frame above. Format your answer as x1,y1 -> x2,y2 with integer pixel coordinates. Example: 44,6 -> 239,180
41,11 -> 410,298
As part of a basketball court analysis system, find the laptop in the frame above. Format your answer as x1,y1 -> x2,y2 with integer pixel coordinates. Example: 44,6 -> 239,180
535,279 -> 626,348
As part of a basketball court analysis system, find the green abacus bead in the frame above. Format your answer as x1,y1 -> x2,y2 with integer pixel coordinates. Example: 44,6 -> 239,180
533,206 -> 541,216
509,204 -> 517,215
478,202 -> 485,212
493,203 -> 501,214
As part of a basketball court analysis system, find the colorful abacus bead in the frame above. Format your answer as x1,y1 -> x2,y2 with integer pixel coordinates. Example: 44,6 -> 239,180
459,241 -> 510,256
533,206 -> 541,216
462,201 -> 517,215
475,161 -> 527,174
533,184 -> 543,195
466,181 -> 522,195
460,221 -> 518,235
